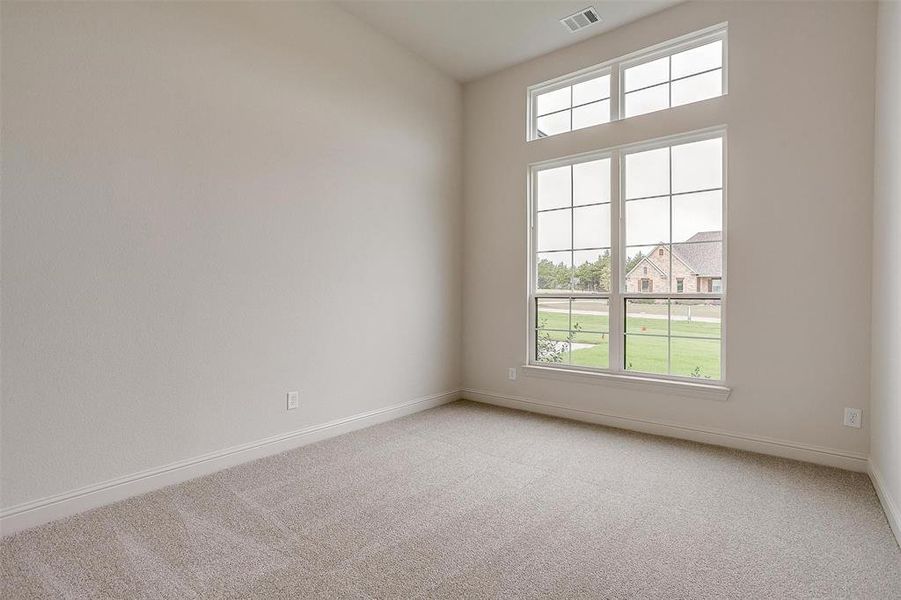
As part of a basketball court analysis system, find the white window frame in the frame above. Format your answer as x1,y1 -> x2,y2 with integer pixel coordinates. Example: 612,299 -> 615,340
527,127 -> 727,384
527,23 -> 727,141
528,67 -> 613,140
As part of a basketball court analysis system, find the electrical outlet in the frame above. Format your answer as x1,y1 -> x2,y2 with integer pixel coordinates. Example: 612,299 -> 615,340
843,407 -> 861,428
287,391 -> 300,411
508,368 -> 517,381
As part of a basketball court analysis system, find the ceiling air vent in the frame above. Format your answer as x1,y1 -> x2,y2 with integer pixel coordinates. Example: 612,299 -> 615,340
561,7 -> 601,33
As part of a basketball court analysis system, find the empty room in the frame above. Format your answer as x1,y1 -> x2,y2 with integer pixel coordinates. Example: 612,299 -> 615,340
1,0 -> 900,597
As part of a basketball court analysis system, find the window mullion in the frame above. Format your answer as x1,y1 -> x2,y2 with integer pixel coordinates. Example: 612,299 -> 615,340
611,64 -> 621,122
528,167 -> 536,365
667,56 -> 672,110
609,151 -> 624,373
667,145 -> 673,375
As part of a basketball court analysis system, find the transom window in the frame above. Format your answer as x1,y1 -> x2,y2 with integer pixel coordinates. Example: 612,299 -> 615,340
528,24 -> 726,140
622,38 -> 724,118
530,130 -> 725,382
534,73 -> 612,137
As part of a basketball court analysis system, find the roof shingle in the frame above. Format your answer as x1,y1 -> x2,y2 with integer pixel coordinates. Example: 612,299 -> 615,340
672,231 -> 722,276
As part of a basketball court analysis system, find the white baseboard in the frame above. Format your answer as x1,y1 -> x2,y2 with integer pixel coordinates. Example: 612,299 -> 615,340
869,460 -> 901,548
0,389 -> 461,537
462,388 -> 869,473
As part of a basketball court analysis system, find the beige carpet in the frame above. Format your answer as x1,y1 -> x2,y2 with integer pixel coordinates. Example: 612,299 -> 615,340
2,400 -> 899,599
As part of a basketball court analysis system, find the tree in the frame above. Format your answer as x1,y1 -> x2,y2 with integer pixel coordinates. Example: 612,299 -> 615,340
624,250 -> 646,275
574,251 -> 610,292
539,252 -> 612,292
537,257 -> 572,290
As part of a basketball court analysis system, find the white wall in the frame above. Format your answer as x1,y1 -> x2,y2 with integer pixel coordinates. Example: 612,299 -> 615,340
0,1 -> 462,510
462,1 -> 877,465
871,0 -> 901,539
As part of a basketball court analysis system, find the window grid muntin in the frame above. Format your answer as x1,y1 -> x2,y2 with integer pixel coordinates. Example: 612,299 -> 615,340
621,134 -> 723,380
533,72 -> 612,138
622,136 -> 724,295
535,295 -> 611,369
533,153 -> 611,369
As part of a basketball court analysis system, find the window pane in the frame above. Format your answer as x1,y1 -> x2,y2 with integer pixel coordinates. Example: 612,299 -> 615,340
537,209 -> 571,251
536,111 -> 570,137
624,56 -> 669,92
625,334 -> 668,375
573,249 -> 611,293
626,299 -> 668,336
573,204 -> 610,249
671,241 -> 722,290
571,332 -> 609,369
572,75 -> 610,104
671,300 -> 721,337
671,40 -> 723,79
573,158 -> 610,206
572,100 -> 610,130
672,69 -> 722,108
536,331 -> 571,365
537,298 -> 569,331
536,252 -> 572,293
537,165 -> 571,211
671,137 -> 722,194
625,196 -> 669,246
625,146 -> 669,199
670,337 -> 720,379
625,245 -> 670,293
536,86 -> 571,116
571,298 -> 609,332
672,190 -> 722,244
624,83 -> 670,118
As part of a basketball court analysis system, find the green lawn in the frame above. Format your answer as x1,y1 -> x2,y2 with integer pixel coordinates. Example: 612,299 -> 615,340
536,309 -> 721,379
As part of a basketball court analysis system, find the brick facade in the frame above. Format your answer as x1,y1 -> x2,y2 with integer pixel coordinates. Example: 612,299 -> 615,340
625,244 -> 720,293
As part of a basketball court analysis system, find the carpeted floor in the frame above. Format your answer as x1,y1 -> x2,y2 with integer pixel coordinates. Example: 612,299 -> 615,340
2,400 -> 899,599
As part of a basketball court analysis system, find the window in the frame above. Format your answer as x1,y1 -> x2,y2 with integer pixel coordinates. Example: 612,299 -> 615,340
534,73 -> 611,138
622,37 -> 725,118
530,130 -> 725,382
534,156 -> 612,368
528,24 -> 727,140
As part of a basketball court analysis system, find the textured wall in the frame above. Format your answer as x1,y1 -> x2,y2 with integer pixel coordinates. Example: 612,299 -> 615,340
462,1 -> 876,457
0,1 -> 462,509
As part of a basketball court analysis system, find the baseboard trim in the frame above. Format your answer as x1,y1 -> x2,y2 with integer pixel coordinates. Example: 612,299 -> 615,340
1,389 -> 461,537
462,388 -> 869,473
869,460 -> 901,548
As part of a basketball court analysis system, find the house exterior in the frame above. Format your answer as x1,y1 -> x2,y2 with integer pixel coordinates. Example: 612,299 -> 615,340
625,231 -> 722,293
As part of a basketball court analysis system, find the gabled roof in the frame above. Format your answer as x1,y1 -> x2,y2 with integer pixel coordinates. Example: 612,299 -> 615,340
672,232 -> 722,277
632,256 -> 667,277
625,231 -> 722,278
683,231 -> 721,243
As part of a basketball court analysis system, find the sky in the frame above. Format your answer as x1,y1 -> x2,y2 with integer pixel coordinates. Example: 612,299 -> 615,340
536,137 -> 723,266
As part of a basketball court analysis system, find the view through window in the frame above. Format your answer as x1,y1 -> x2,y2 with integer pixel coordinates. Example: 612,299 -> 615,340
531,132 -> 724,381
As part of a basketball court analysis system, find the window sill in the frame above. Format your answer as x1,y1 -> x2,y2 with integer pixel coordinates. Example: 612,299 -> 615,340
520,365 -> 732,401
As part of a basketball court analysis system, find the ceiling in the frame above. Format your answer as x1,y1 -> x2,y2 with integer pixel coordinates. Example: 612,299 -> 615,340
337,1 -> 681,82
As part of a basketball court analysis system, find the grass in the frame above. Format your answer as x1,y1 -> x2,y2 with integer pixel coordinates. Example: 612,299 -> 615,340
537,309 -> 721,379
